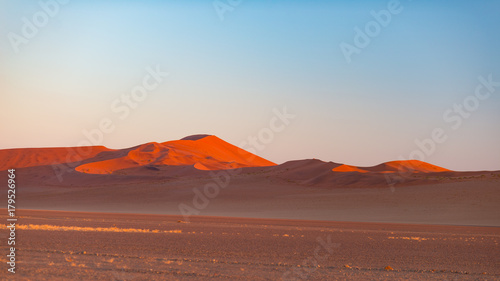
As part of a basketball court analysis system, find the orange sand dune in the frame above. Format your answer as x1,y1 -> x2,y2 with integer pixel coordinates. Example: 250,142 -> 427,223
332,164 -> 369,173
0,146 -> 110,171
75,135 -> 276,174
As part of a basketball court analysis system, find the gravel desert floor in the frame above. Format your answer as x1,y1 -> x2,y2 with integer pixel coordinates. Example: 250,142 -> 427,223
1,209 -> 499,280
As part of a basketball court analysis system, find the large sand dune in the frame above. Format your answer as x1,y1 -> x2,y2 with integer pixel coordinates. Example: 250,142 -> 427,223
75,135 -> 276,174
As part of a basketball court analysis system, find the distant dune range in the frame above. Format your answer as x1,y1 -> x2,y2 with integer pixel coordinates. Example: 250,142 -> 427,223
0,134 -> 496,189
2,134 -> 449,177
1,134 -> 499,226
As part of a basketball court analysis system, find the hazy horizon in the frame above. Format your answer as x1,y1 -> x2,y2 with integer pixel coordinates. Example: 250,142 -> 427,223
1,0 -> 499,171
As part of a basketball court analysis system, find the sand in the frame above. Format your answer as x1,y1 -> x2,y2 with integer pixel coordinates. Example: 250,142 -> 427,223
10,180 -> 500,227
1,209 -> 498,280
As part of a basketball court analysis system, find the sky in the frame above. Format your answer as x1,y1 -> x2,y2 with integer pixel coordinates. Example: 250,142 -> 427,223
1,0 -> 499,171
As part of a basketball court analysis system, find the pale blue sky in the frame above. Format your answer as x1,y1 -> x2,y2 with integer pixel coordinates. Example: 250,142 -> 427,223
1,0 -> 499,170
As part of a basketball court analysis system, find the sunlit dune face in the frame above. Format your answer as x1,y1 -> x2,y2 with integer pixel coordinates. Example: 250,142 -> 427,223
75,135 -> 276,174
193,162 -> 210,170
384,160 -> 450,173
332,164 -> 369,173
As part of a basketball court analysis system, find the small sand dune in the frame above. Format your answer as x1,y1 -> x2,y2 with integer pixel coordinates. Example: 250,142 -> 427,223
366,160 -> 451,173
332,160 -> 450,174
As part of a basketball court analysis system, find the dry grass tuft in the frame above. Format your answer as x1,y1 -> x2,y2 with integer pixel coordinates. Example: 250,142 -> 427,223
16,224 -> 182,234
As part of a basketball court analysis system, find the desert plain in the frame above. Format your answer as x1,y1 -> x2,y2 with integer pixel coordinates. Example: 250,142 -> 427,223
1,135 -> 499,280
